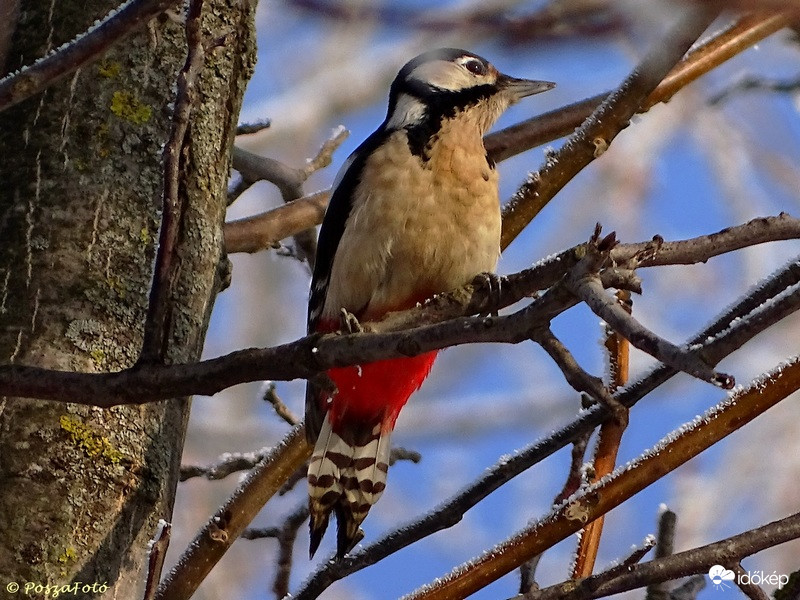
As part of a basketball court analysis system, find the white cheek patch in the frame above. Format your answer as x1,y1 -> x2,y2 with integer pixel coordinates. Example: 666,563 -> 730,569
386,93 -> 427,129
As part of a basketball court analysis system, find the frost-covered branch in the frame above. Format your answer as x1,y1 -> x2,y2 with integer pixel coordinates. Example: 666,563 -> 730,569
0,0 -> 180,113
406,357 -> 800,599
1,216 -> 799,406
222,14 -> 791,256
179,449 -> 270,482
499,5 -> 719,248
517,510 -> 800,600
528,536 -> 655,600
290,257 -> 800,598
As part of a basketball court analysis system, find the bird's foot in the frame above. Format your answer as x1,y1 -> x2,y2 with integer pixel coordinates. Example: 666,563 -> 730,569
340,308 -> 364,333
471,272 -> 505,317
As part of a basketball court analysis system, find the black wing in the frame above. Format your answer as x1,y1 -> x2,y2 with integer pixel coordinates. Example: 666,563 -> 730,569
305,127 -> 389,441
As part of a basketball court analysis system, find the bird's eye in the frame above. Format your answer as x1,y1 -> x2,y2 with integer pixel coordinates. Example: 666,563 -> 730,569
464,59 -> 487,76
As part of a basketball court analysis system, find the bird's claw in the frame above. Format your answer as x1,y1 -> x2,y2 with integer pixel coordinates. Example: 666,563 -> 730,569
340,308 -> 363,333
472,272 -> 504,316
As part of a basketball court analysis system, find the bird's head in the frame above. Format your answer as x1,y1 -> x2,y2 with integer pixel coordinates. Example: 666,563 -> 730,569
385,48 -> 555,134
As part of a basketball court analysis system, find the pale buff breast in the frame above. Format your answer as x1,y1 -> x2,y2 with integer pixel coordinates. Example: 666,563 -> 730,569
323,123 -> 501,322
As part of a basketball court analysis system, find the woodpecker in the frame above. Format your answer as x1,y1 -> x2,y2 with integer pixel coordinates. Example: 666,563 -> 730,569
306,48 -> 554,558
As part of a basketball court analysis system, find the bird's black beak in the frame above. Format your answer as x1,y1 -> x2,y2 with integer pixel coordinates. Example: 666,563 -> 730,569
500,75 -> 556,101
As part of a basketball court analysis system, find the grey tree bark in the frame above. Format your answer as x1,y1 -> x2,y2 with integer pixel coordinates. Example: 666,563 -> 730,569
0,0 -> 255,596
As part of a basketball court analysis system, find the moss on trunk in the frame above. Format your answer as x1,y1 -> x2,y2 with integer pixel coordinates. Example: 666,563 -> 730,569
0,0 -> 255,595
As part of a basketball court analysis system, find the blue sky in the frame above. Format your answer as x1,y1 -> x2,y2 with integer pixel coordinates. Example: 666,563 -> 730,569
181,4 -> 800,599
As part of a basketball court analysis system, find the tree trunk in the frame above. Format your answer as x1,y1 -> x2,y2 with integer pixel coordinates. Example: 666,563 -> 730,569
0,0 -> 254,596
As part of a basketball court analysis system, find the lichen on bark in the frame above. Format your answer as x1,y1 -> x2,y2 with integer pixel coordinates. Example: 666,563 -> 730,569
0,0 -> 255,595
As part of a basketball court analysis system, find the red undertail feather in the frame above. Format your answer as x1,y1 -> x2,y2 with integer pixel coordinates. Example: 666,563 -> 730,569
308,329 -> 437,558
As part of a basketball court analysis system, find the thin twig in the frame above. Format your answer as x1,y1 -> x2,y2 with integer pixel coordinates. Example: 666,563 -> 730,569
389,447 -> 422,465
180,449 -> 270,482
404,358 -> 800,600
732,562 -> 771,600
519,555 -> 542,595
567,261 -> 734,389
553,415 -> 591,505
139,0 -> 205,364
241,526 -> 280,540
709,74 -> 800,105
515,509 -> 800,600
230,127 -> 347,267
236,119 -> 271,135
272,504 -> 310,599
500,5 -> 720,248
0,0 -> 181,113
291,271 -> 800,599
530,537 -> 655,600
263,382 -> 300,426
534,328 -> 623,414
143,521 -> 171,600
668,575 -> 705,600
645,508 -> 678,600
1,219 -> 799,406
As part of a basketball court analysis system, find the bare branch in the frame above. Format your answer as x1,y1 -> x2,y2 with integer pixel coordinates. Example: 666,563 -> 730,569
272,504 -> 310,599
534,328 -> 623,415
567,261 -> 734,389
389,447 -> 422,465
518,511 -> 800,600
289,0 -> 622,40
180,449 -> 269,482
500,5 -> 720,248
519,555 -> 542,595
732,562 -> 771,600
485,13 -> 792,164
529,537 -> 655,600
553,418 -> 591,505
291,271 -> 800,598
0,0 -> 181,114
236,119 -> 271,135
155,425 -> 311,600
406,358 -> 800,600
230,127 -> 347,265
262,382 -> 300,426
224,190 -> 329,254
669,576 -> 705,600
221,15 -> 792,257
143,521 -> 171,600
241,526 -> 280,540
1,217 -> 798,406
140,0 -> 205,363
646,508 -> 678,600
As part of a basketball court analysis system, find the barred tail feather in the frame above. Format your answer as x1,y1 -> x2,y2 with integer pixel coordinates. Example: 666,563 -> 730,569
307,417 -> 391,558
